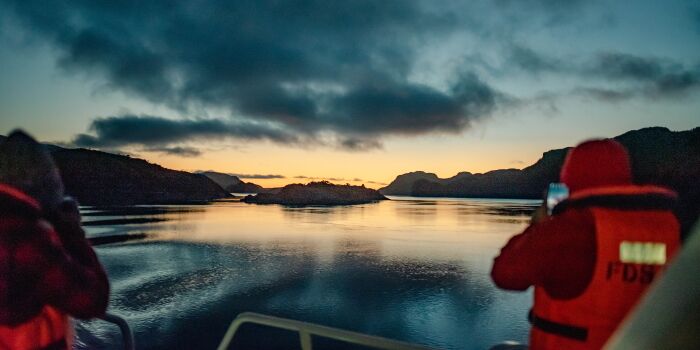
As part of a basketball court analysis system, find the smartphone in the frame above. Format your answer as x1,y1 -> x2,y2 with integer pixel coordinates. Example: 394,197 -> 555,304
546,183 -> 569,214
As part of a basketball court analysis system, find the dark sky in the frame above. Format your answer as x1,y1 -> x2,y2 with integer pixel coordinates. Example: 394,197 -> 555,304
0,0 -> 698,185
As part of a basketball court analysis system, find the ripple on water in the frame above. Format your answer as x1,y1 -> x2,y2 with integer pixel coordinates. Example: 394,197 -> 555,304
77,198 -> 535,349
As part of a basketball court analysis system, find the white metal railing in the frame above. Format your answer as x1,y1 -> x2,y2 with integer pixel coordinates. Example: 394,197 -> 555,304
97,313 -> 135,350
217,312 -> 434,350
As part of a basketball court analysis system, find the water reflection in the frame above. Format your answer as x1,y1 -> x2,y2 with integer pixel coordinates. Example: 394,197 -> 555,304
83,218 -> 169,226
82,206 -> 207,217
82,206 -> 206,245
76,197 -> 538,350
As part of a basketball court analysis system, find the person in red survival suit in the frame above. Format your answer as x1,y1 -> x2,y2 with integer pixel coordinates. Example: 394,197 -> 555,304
0,131 -> 109,350
491,139 -> 681,350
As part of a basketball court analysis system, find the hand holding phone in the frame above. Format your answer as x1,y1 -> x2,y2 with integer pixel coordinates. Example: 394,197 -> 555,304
46,196 -> 85,241
546,183 -> 569,214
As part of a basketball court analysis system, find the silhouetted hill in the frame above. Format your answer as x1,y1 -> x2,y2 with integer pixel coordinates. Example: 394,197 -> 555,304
380,171 -> 443,194
200,171 -> 269,193
382,148 -> 568,199
200,171 -> 242,189
50,147 -> 231,205
228,181 -> 266,193
614,127 -> 700,235
243,181 -> 387,205
381,127 -> 700,233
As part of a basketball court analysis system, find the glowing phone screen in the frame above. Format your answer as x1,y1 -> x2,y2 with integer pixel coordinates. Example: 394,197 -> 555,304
546,182 -> 569,213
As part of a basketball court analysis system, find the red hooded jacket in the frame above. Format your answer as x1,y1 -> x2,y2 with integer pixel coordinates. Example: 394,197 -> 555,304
0,184 -> 109,349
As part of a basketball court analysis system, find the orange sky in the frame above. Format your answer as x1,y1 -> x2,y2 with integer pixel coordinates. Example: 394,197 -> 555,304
134,121 -> 607,188
132,110 -> 699,189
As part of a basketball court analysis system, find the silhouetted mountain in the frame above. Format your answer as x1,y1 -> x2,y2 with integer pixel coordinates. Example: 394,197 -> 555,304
199,171 -> 242,189
382,148 -> 568,199
381,127 -> 700,233
50,147 -> 231,205
243,181 -> 387,205
200,171 -> 269,193
228,181 -> 267,193
380,171 -> 443,195
615,127 -> 700,236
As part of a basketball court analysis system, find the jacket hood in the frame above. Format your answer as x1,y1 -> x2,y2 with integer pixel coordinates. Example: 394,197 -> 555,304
0,130 -> 64,211
560,139 -> 632,194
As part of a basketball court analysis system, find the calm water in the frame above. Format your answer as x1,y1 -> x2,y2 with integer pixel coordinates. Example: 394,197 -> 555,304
75,196 -> 539,350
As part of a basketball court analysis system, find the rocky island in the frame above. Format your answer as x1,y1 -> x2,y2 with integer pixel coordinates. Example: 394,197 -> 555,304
243,181 -> 387,205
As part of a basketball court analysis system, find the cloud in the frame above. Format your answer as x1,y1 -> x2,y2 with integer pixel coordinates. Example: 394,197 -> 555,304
494,0 -> 592,26
325,177 -> 346,182
2,0 -> 509,152
144,146 -> 201,157
330,73 -> 501,136
229,173 -> 285,180
580,53 -> 700,100
590,52 -> 666,80
367,180 -> 388,186
572,87 -> 634,103
4,0 -> 696,154
71,115 -> 300,148
506,47 -> 700,101
508,45 -> 565,74
196,170 -> 285,179
338,137 -> 383,151
292,175 -> 369,183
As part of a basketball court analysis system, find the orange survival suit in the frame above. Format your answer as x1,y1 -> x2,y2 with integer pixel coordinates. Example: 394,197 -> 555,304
492,139 -> 681,350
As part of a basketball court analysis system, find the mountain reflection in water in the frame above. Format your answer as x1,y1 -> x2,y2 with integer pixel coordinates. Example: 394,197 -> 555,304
75,196 -> 537,350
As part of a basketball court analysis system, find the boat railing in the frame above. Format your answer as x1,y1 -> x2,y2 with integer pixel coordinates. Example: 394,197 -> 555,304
97,313 -> 135,350
217,312 -> 434,350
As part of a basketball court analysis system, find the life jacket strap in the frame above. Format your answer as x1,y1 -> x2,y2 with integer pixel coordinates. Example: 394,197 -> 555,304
529,310 -> 588,341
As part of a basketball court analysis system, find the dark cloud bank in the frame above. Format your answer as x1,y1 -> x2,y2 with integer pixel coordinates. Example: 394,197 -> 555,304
2,0 -> 698,155
2,0 -> 503,153
508,47 -> 700,101
73,115 -> 299,147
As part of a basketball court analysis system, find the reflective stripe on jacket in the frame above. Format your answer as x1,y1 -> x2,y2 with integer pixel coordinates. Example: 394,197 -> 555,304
530,185 -> 680,350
